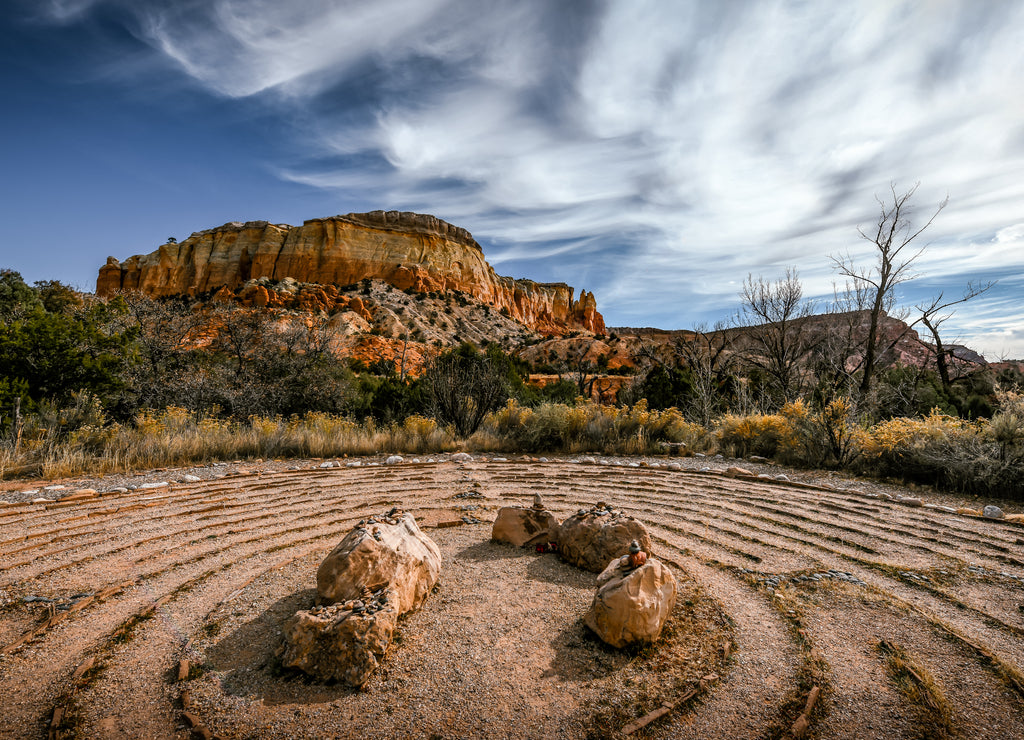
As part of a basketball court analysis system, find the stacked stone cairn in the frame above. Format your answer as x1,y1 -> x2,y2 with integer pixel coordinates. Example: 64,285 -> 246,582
284,496 -> 675,684
280,508 -> 441,687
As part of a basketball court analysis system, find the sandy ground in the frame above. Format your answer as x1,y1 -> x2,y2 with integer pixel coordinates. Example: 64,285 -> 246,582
1,455 -> 1023,739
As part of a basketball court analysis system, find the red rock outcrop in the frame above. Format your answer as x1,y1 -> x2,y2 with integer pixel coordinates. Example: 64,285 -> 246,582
97,211 -> 604,335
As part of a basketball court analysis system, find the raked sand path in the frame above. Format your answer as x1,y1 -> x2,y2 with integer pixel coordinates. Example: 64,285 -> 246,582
1,457 -> 1023,739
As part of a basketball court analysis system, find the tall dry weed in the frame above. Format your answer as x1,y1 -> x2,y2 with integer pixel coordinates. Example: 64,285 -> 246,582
473,400 -> 700,455
6,396 -> 1022,500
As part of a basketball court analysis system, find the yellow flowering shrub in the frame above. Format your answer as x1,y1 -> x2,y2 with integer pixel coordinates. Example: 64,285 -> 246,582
399,414 -> 437,441
717,397 -> 869,467
718,412 -> 791,457
863,409 -> 977,461
487,399 -> 533,436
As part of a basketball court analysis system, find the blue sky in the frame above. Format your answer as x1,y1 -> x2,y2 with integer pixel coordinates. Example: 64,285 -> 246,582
2,1 -> 1023,359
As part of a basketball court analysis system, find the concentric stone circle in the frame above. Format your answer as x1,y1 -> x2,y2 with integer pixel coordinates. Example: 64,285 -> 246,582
1,458 -> 1023,738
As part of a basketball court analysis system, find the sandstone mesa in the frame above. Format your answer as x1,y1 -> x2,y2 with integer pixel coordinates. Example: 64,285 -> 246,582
97,210 -> 604,336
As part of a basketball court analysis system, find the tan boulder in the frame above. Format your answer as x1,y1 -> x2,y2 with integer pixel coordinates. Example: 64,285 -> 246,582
281,589 -> 398,687
724,466 -> 755,478
282,510 -> 441,685
316,510 -> 441,613
584,555 -> 677,648
492,496 -> 560,547
252,285 -> 270,307
558,504 -> 653,573
346,295 -> 373,322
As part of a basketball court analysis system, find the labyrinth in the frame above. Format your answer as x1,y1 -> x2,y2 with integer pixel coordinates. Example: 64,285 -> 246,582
2,459 -> 1024,739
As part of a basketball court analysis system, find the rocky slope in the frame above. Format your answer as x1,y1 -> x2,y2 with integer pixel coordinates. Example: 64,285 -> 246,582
97,211 -> 604,336
523,309 -> 990,376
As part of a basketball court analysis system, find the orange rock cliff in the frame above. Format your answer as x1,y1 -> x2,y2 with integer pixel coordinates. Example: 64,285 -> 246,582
97,211 -> 605,336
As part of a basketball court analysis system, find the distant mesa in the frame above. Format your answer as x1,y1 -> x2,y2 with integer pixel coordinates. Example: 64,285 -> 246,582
96,210 -> 604,336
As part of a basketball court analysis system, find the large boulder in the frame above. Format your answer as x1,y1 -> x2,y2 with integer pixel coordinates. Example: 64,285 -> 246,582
281,510 -> 441,685
492,494 -> 560,547
584,554 -> 677,648
281,589 -> 397,687
558,503 -> 653,572
316,510 -> 441,613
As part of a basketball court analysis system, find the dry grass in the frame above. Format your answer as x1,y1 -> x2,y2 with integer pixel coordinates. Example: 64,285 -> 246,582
750,579 -> 831,740
876,639 -> 954,739
2,397 -> 1022,500
3,408 -> 458,479
470,399 -> 712,456
1,401 -> 713,480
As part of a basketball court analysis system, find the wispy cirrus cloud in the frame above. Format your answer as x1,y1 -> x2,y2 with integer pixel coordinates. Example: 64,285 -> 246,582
32,0 -> 1024,356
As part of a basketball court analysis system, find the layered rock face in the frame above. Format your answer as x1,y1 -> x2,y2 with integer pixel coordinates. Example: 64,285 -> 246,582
97,211 -> 605,335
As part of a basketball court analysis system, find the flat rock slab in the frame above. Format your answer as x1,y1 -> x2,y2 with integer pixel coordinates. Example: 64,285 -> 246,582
316,510 -> 441,613
491,506 -> 559,548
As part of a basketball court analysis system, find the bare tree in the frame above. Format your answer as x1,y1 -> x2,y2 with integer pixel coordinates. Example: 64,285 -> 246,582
816,279 -> 931,406
917,281 -> 994,390
832,182 -> 948,395
423,345 -> 509,436
561,342 -> 598,399
210,303 -> 271,380
116,293 -> 209,410
249,312 -> 349,416
737,268 -> 817,404
116,295 -> 349,418
672,321 -> 735,425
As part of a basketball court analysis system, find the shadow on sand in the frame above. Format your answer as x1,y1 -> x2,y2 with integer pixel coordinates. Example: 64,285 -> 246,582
205,588 -> 359,705
453,538 -> 536,563
205,539 -> 630,705
452,538 -> 630,682
456,538 -> 602,588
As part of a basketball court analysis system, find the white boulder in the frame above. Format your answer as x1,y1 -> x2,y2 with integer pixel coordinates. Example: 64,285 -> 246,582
984,505 -> 1005,520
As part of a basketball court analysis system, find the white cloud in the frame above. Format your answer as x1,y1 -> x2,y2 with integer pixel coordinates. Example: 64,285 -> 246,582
135,0 -> 455,98
38,0 -> 1024,356
39,0 -> 102,22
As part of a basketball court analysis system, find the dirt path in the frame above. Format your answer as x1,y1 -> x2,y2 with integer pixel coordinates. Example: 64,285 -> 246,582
1,457 -> 1022,739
